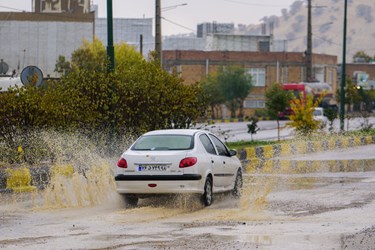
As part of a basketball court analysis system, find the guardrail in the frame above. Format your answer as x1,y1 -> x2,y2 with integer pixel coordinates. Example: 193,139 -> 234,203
0,135 -> 374,193
237,135 -> 375,173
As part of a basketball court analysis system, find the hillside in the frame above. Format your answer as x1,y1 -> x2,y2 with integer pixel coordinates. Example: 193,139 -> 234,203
242,0 -> 375,63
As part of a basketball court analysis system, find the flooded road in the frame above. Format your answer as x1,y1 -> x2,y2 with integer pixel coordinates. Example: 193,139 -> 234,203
1,145 -> 375,250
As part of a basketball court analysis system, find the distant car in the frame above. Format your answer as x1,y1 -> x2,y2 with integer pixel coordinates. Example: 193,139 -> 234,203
114,129 -> 243,207
313,107 -> 328,127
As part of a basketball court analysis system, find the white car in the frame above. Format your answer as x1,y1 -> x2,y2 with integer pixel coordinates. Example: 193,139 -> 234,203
114,129 -> 243,207
313,107 -> 328,127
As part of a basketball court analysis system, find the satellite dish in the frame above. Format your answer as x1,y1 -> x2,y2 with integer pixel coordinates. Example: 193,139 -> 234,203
0,59 -> 9,74
21,66 -> 43,87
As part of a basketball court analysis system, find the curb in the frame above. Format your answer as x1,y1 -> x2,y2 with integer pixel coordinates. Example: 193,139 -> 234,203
206,117 -> 271,124
244,159 -> 375,174
0,165 -> 50,193
238,135 -> 375,166
0,136 -> 374,193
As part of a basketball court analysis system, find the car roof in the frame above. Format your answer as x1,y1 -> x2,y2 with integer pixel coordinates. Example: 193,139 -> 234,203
142,129 -> 205,136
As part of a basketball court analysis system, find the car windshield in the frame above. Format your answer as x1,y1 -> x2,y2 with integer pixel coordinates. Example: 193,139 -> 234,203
313,109 -> 323,116
132,134 -> 194,150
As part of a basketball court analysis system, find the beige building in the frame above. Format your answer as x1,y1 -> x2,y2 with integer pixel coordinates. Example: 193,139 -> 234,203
163,50 -> 337,117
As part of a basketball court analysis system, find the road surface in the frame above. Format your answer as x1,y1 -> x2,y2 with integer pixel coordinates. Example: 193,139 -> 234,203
196,116 -> 375,142
1,144 -> 375,249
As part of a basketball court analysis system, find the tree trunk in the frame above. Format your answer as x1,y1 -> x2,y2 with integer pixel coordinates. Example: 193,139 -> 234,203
210,105 -> 215,119
277,118 -> 280,141
238,99 -> 244,119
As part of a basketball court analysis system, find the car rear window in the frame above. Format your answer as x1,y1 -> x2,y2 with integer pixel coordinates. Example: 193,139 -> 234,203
132,135 -> 194,150
313,109 -> 322,116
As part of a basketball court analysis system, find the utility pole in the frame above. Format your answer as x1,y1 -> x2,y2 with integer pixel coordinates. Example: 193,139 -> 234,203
155,0 -> 162,65
306,0 -> 313,82
106,0 -> 115,72
340,0 -> 348,131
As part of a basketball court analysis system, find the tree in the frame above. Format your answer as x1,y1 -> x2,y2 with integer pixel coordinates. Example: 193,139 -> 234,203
215,66 -> 253,118
288,93 -> 323,136
201,74 -> 225,119
247,116 -> 260,141
71,37 -> 107,72
353,50 -> 373,63
324,108 -> 338,133
0,39 -> 208,163
265,83 -> 293,141
336,79 -> 362,112
54,55 -> 71,76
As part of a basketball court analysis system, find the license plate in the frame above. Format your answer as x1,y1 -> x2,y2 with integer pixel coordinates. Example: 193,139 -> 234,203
138,165 -> 168,171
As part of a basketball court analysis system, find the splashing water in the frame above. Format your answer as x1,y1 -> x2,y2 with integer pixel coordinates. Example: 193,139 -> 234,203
4,128 -> 373,227
38,162 -> 116,209
16,130 -> 133,210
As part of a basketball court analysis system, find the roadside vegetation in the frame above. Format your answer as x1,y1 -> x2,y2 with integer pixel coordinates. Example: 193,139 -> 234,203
227,128 -> 375,150
201,65 -> 253,119
1,40 -> 375,166
0,39 -> 207,164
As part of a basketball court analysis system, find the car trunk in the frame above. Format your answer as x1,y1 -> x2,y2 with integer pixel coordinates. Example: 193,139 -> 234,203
123,150 -> 189,175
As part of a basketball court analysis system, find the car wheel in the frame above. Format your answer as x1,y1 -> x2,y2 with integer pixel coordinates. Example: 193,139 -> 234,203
232,170 -> 243,199
201,176 -> 213,206
123,194 -> 138,208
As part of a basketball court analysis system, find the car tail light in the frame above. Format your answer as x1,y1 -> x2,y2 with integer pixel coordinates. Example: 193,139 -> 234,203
179,157 -> 197,168
117,158 -> 128,168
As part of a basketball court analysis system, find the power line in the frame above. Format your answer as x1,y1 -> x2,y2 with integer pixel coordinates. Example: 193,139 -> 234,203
161,17 -> 195,32
222,0 -> 288,8
313,34 -> 342,47
0,5 -> 28,12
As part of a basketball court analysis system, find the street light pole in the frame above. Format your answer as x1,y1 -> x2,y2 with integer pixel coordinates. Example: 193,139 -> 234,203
340,0 -> 348,131
107,0 -> 115,72
306,0 -> 313,82
106,0 -> 116,154
155,0 -> 162,64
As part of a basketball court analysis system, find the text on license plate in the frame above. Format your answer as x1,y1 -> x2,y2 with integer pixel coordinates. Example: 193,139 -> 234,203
138,165 -> 168,171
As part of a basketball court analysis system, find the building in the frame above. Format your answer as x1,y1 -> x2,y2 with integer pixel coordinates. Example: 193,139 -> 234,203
0,12 -> 95,77
205,34 -> 271,52
164,21 -> 291,54
0,0 -> 154,77
338,63 -> 375,90
163,50 -> 337,117
32,0 -> 91,14
94,18 -> 153,58
197,22 -> 235,38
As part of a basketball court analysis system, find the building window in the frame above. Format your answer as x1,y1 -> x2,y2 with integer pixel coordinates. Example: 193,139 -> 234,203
282,67 -> 288,83
244,100 -> 265,108
176,65 -> 182,75
328,68 -> 334,84
300,66 -> 306,82
259,41 -> 270,52
246,68 -> 265,87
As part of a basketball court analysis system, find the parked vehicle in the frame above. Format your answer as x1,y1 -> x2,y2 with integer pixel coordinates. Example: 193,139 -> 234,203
114,129 -> 243,207
313,107 -> 328,127
279,82 -> 337,119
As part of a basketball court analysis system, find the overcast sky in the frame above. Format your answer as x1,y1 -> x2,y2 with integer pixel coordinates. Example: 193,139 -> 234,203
0,0 -> 297,35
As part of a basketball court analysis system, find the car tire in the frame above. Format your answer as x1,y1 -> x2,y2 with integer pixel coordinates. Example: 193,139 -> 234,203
123,194 -> 138,208
232,170 -> 243,199
201,176 -> 213,206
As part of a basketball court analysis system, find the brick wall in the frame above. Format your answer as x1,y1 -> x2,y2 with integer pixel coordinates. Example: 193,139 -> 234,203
163,50 -> 337,118
344,63 -> 375,81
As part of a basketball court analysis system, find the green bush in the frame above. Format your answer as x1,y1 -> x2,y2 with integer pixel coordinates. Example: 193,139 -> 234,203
0,40 -> 207,164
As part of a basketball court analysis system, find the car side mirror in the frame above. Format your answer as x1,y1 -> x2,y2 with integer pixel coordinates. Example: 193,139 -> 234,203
229,149 -> 237,156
